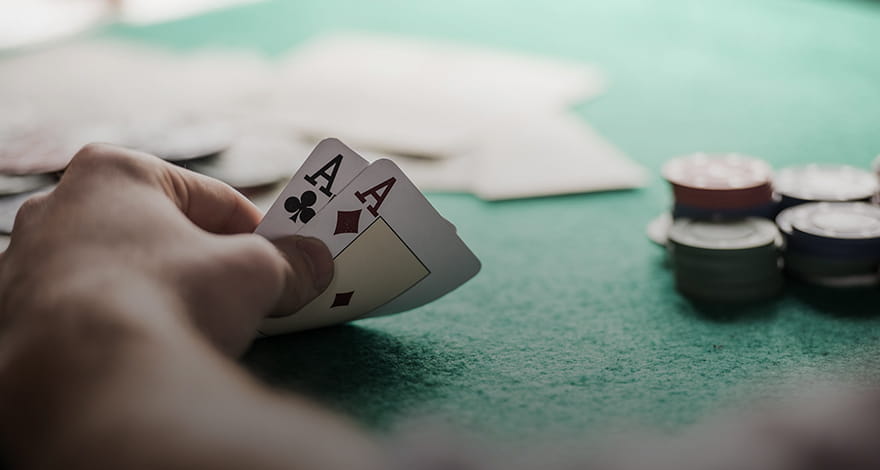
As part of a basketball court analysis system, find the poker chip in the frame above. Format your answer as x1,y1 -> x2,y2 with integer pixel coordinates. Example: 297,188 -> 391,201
0,173 -> 57,196
775,202 -> 880,284
0,126 -> 73,175
675,273 -> 783,302
667,218 -> 782,302
662,153 -> 774,209
788,202 -> 880,239
663,153 -> 773,191
654,153 -> 880,296
185,134 -> 312,189
776,202 -> 880,257
783,250 -> 878,278
0,117 -> 235,175
667,218 -> 779,251
0,121 -> 133,175
645,212 -> 672,246
672,199 -> 779,221
792,273 -> 879,288
671,184 -> 774,210
774,164 -> 877,207
127,118 -> 236,162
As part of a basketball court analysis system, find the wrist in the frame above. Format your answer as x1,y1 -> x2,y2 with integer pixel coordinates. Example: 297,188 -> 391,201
0,268 -> 192,464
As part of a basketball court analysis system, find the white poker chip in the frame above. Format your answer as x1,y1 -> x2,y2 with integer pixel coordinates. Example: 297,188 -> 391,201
128,118 -> 236,162
780,202 -> 880,240
0,173 -> 56,196
0,126 -> 73,175
667,217 -> 779,250
645,212 -> 672,246
186,134 -> 311,189
773,164 -> 877,202
661,153 -> 773,190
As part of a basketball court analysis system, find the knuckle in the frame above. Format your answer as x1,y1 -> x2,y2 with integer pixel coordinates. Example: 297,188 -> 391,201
69,143 -> 121,167
13,193 -> 49,225
67,143 -> 162,183
16,193 -> 47,216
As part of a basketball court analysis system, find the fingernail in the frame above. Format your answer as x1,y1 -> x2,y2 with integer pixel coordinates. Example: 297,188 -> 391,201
295,236 -> 333,291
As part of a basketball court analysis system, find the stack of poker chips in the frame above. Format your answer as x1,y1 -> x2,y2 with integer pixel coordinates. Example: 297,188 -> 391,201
776,202 -> 880,287
662,153 -> 778,220
773,164 -> 877,211
648,153 -> 880,301
667,218 -> 783,301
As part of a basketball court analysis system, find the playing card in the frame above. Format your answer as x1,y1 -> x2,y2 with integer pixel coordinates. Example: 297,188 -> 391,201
255,138 -> 370,240
0,0 -> 109,51
258,159 -> 481,335
471,112 -> 648,200
185,133 -> 312,189
278,33 -> 606,159
385,111 -> 647,200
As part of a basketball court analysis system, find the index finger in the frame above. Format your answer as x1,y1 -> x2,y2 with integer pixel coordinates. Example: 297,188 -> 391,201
63,144 -> 266,235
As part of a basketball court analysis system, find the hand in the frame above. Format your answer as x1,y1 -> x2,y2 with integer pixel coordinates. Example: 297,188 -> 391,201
0,145 -> 382,469
0,143 -> 333,355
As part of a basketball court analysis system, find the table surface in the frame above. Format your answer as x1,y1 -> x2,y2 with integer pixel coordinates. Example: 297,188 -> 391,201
108,0 -> 880,438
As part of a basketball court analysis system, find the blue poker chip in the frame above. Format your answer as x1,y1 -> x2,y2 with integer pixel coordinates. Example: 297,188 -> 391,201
672,199 -> 779,220
783,250 -> 879,278
776,202 -> 880,258
777,194 -> 871,212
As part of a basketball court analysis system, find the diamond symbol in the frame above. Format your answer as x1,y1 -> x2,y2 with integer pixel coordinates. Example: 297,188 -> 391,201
334,209 -> 362,235
331,291 -> 354,308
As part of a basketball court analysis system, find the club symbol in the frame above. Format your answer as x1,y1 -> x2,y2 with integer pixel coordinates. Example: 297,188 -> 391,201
284,190 -> 317,223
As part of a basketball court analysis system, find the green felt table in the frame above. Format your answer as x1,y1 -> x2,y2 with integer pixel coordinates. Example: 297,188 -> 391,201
107,0 -> 880,438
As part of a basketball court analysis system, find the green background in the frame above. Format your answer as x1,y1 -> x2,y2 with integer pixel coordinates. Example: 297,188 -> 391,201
110,0 -> 880,438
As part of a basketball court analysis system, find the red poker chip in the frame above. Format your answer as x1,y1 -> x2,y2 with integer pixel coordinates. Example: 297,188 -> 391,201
663,153 -> 773,190
663,153 -> 774,209
671,182 -> 774,209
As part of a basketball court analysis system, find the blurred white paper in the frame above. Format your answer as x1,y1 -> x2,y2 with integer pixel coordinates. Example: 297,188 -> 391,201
279,33 -> 606,159
0,0 -> 263,50
0,0 -> 109,50
0,36 -> 646,200
393,112 -> 647,200
118,0 -> 264,25
474,114 -> 647,200
0,41 -> 277,173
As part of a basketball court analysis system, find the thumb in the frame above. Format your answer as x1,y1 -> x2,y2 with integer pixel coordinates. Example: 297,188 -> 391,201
269,235 -> 334,317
